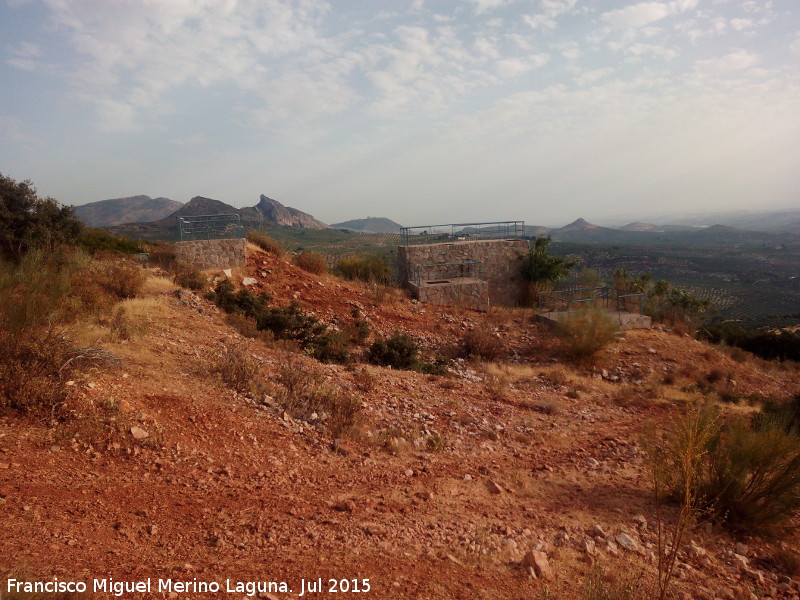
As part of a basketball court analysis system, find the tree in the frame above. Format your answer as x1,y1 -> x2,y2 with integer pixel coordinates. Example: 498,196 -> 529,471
523,236 -> 578,283
0,173 -> 83,261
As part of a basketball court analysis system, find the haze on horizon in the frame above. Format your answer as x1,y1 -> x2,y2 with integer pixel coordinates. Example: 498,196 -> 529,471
1,0 -> 798,227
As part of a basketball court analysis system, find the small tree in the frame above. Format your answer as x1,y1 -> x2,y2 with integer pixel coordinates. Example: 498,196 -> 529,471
0,173 -> 83,261
523,236 -> 578,283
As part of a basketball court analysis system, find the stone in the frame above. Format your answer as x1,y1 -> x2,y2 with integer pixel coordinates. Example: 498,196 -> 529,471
146,525 -> 158,535
632,514 -> 647,529
582,538 -> 596,556
616,532 -> 638,552
586,457 -> 601,469
485,479 -> 504,494
130,426 -> 149,440
242,277 -> 257,286
223,269 -> 232,277
522,550 -> 553,580
553,531 -> 570,546
590,524 -> 607,538
735,542 -> 749,556
731,554 -> 749,570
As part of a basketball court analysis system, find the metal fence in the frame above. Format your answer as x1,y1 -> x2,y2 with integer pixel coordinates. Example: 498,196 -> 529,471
539,286 -> 645,314
412,260 -> 484,286
400,221 -> 524,246
178,214 -> 244,241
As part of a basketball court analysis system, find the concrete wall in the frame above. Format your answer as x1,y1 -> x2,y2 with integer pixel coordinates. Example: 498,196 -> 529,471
410,277 -> 490,312
398,239 -> 529,307
174,238 -> 246,270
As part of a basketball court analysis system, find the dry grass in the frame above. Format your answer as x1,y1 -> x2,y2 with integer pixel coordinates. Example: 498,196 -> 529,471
213,345 -> 260,394
247,232 -> 284,256
294,251 -> 327,275
141,275 -> 176,294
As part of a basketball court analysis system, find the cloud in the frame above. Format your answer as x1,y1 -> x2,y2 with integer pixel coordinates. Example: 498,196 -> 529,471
694,50 -> 759,73
524,0 -> 578,31
602,0 -> 697,29
495,54 -> 550,78
470,0 -> 506,15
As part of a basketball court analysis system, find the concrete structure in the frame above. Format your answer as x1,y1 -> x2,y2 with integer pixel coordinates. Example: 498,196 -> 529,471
398,239 -> 529,311
411,277 -> 490,312
174,238 -> 246,270
536,309 -> 652,331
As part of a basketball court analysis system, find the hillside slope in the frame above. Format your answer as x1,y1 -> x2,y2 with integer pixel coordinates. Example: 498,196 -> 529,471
73,195 -> 183,226
2,248 -> 799,599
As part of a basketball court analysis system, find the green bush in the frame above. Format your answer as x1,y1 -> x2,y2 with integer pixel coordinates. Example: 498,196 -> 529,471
294,251 -> 327,275
556,308 -> 619,364
333,255 -> 390,284
368,333 -> 420,370
247,231 -> 284,256
208,281 -> 349,364
76,228 -> 141,255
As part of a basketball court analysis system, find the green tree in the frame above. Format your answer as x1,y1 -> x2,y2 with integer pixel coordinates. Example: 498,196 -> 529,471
0,173 -> 83,261
523,236 -> 578,283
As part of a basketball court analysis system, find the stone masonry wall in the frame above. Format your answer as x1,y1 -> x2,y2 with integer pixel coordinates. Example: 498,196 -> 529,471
174,238 -> 247,270
398,239 -> 529,307
410,278 -> 490,312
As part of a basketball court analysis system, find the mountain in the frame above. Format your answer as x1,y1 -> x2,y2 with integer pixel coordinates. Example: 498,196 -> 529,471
106,194 -> 327,240
620,221 -> 661,232
240,195 -> 327,229
556,217 -> 604,233
331,217 -> 402,234
72,195 -> 183,227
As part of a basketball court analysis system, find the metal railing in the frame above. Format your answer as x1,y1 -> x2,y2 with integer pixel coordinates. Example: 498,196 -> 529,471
178,214 -> 244,241
539,286 -> 645,314
412,260 -> 484,287
400,221 -> 524,246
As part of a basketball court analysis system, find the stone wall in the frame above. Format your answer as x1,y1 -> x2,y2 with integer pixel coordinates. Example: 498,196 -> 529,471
398,239 -> 529,307
410,277 -> 489,312
174,238 -> 247,270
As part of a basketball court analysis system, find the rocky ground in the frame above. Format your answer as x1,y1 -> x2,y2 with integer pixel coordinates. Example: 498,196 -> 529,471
2,246 -> 800,599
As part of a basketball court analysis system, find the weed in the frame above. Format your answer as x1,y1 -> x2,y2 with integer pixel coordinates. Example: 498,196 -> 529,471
333,255 -> 390,284
213,345 -> 260,394
109,307 -> 147,341
773,548 -> 800,577
556,308 -> 619,364
583,566 -> 647,600
426,431 -> 447,452
247,231 -> 284,256
462,326 -> 503,361
538,399 -> 563,415
352,367 -> 377,393
173,267 -> 206,291
95,260 -> 146,299
294,251 -> 327,275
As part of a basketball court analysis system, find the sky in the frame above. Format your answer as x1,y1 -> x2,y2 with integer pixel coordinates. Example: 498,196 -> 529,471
1,0 -> 799,227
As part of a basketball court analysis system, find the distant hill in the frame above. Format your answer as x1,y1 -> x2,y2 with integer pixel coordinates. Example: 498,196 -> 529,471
73,195 -> 182,227
331,217 -> 402,234
657,208 -> 800,234
620,221 -> 661,232
107,194 -> 327,240
241,195 -> 327,229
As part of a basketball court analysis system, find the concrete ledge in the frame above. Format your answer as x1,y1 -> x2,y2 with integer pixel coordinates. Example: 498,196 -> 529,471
535,310 -> 652,331
409,277 -> 490,312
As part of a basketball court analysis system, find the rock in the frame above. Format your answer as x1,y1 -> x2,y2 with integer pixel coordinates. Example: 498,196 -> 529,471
591,524 -> 608,538
146,525 -> 158,535
687,542 -> 706,557
242,277 -> 257,286
616,533 -> 638,552
731,553 -> 749,570
735,542 -> 749,556
553,531 -> 570,546
223,269 -> 232,278
582,538 -> 596,556
744,568 -> 763,583
332,500 -> 355,512
485,479 -> 504,494
463,474 -> 473,481
522,551 -> 553,580
632,514 -> 647,529
130,426 -> 149,440
586,457 -> 601,469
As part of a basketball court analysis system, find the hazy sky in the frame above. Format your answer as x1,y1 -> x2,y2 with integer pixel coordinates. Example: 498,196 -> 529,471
1,0 -> 798,227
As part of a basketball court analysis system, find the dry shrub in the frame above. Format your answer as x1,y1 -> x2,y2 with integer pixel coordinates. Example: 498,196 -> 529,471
538,398 -> 563,415
294,251 -> 327,275
353,367 -> 377,393
247,231 -> 284,256
94,260 -> 146,299
275,353 -> 361,437
773,548 -> 800,577
109,307 -> 146,341
583,565 -> 647,600
213,345 -> 260,394
173,267 -> 207,291
225,312 -> 260,339
462,326 -> 503,361
556,308 -> 619,364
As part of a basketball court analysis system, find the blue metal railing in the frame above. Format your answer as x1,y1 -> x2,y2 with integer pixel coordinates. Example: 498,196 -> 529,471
178,214 -> 244,241
400,221 -> 524,246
